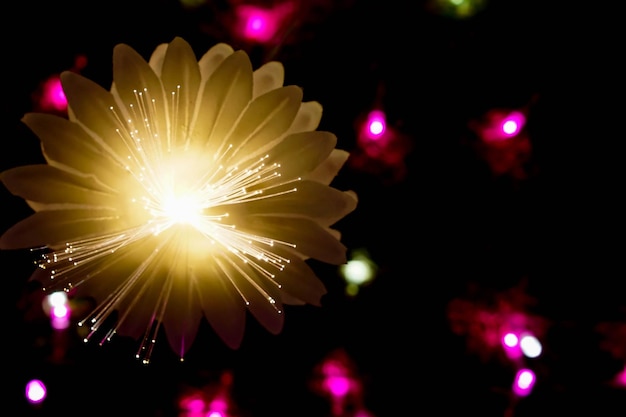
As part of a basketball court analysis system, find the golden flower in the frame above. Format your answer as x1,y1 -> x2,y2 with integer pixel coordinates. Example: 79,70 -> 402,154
1,37 -> 357,361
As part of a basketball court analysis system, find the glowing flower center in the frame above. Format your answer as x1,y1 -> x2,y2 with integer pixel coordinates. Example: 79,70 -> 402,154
160,192 -> 205,226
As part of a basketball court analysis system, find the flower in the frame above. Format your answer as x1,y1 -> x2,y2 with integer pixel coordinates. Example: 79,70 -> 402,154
1,37 -> 357,361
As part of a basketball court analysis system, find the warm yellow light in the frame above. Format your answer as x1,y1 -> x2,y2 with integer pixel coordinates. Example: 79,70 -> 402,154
159,192 -> 205,226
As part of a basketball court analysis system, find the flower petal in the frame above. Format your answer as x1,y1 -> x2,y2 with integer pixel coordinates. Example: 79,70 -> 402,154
237,216 -> 347,265
304,149 -> 351,185
198,43 -> 235,83
253,61 -> 284,98
222,256 -> 284,335
262,131 -> 337,181
226,180 -> 357,226
194,256 -> 247,349
112,43 -> 168,151
162,258 -> 203,357
226,86 -> 303,165
284,101 -> 323,136
1,164 -> 117,208
21,113 -> 128,188
160,37 -> 202,148
61,71 -> 138,164
191,51 -> 253,150
148,43 -> 169,76
0,209 -> 123,249
270,245 -> 327,306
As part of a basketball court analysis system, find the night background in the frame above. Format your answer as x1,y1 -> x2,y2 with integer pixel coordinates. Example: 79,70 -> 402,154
2,0 -> 623,416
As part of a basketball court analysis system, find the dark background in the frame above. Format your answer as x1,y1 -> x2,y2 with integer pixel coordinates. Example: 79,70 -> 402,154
2,1 -> 623,416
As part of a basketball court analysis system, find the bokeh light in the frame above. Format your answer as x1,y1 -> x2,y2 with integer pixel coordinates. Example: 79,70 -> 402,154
519,333 -> 542,358
25,379 -> 47,404
512,368 -> 536,397
38,76 -> 67,112
44,291 -> 71,330
427,0 -> 488,19
339,249 -> 377,296
363,110 -> 386,140
235,3 -> 294,43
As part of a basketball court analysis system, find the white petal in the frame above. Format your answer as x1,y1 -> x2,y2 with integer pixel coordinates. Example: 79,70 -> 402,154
190,51 -> 252,150
60,72 -> 137,165
284,101 -> 323,136
112,43 -> 168,152
162,259 -> 203,357
253,61 -> 284,98
226,180 -> 357,226
160,37 -> 201,148
304,149 -> 351,185
261,131 -> 337,181
148,43 -> 169,76
198,43 -> 235,82
195,256 -> 247,349
21,113 -> 128,189
222,256 -> 284,335
0,209 -> 123,249
236,216 -> 348,265
1,165 -> 117,208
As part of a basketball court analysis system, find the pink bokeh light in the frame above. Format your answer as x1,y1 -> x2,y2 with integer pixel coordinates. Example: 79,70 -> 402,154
325,375 -> 351,398
479,110 -> 526,142
614,366 -> 626,388
235,3 -> 294,43
25,379 -> 47,404
502,332 -> 522,360
512,368 -> 536,397
363,110 -> 386,140
38,76 -> 67,112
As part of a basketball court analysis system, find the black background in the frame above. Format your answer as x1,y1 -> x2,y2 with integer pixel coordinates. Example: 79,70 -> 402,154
2,1 -> 623,416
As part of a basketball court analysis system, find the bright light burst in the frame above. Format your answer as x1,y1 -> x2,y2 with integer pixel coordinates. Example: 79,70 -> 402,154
1,37 -> 357,361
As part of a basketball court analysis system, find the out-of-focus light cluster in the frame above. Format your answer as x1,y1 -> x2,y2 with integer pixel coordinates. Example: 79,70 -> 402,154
195,0 -> 356,54
310,349 -> 375,417
349,109 -> 412,184
177,371 -> 234,417
339,249 -> 377,296
43,291 -> 71,330
447,281 -> 547,400
468,107 -> 532,179
427,0 -> 488,19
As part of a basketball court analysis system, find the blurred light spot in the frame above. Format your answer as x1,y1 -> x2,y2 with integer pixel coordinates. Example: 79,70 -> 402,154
208,397 -> 228,414
520,333 -> 542,358
47,291 -> 68,308
38,76 -> 67,112
429,0 -> 488,19
479,110 -> 526,142
179,394 -> 205,412
499,111 -> 525,138
502,332 -> 519,348
363,110 -> 386,140
25,379 -> 46,404
325,375 -> 351,398
46,291 -> 71,329
513,368 -> 535,397
615,366 -> 626,388
340,249 -> 377,296
235,3 -> 294,43
343,259 -> 373,285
